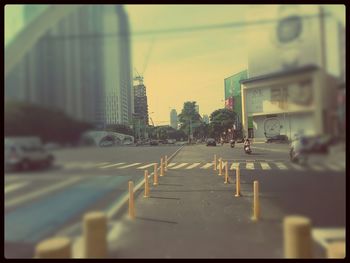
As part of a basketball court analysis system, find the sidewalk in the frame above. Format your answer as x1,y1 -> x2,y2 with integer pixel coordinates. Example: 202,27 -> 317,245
105,168 -> 323,258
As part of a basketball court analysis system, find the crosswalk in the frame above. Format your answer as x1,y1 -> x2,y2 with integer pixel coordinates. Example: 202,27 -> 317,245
54,160 -> 346,172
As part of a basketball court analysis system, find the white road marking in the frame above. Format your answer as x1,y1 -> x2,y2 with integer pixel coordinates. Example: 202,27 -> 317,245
289,163 -> 306,171
136,163 -> 156,169
309,163 -> 325,171
275,162 -> 288,170
324,162 -> 343,172
312,228 -> 345,248
260,162 -> 271,170
200,163 -> 213,169
96,162 -> 110,166
99,162 -> 125,169
117,163 -> 142,169
186,163 -> 201,169
167,163 -> 176,167
5,177 -> 82,208
246,162 -> 254,170
5,182 -> 29,194
230,163 -> 240,170
171,163 -> 189,169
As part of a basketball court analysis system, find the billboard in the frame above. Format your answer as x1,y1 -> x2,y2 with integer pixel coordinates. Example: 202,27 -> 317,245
224,70 -> 248,100
246,5 -> 325,78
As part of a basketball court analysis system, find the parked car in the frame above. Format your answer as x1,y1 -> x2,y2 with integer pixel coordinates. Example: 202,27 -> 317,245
150,140 -> 159,146
266,135 -> 289,143
5,136 -> 54,171
206,138 -> 216,146
167,139 -> 176,144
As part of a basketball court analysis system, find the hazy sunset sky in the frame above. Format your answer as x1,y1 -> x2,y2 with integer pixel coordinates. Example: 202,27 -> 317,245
125,4 -> 345,126
126,5 -> 249,125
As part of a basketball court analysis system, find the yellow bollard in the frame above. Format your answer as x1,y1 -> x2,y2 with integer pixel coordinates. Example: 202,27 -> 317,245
252,180 -> 260,221
35,237 -> 71,258
218,158 -> 223,176
153,163 -> 158,186
144,170 -> 150,198
83,212 -> 108,258
283,215 -> 312,258
160,157 -> 164,176
224,162 -> 229,184
234,167 -> 241,197
327,241 -> 345,258
165,155 -> 168,171
213,154 -> 217,171
129,181 -> 135,219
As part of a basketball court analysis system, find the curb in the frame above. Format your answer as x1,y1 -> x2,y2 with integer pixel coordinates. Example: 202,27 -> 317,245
106,145 -> 185,219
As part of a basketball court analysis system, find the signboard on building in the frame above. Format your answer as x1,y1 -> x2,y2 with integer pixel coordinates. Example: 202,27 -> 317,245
246,5 -> 325,78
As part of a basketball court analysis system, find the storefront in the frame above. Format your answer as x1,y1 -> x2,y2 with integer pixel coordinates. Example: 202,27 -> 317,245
241,65 -> 338,140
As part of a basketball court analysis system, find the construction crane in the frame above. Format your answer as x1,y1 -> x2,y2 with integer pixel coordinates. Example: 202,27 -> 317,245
133,37 -> 156,86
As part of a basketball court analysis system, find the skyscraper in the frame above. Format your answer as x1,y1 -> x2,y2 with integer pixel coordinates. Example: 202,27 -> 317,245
170,109 -> 178,130
5,5 -> 133,128
133,84 -> 149,125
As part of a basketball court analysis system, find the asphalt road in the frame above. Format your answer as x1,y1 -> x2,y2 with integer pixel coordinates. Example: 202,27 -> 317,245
4,142 -> 345,258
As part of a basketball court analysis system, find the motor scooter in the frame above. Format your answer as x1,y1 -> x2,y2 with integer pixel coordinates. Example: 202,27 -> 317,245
244,144 -> 252,154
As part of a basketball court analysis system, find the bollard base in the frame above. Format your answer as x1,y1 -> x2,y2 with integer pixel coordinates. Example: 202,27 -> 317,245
153,183 -> 158,186
234,194 -> 241,197
251,216 -> 259,222
143,195 -> 149,198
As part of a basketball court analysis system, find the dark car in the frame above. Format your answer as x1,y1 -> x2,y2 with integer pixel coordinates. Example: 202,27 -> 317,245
206,138 -> 216,146
266,135 -> 289,143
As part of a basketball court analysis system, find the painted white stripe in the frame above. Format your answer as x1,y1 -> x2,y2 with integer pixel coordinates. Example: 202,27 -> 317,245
136,163 -> 156,169
5,182 -> 29,194
260,162 -> 271,170
99,162 -> 125,169
275,162 -> 288,170
246,162 -> 254,170
309,163 -> 325,171
117,163 -> 142,169
96,162 -> 110,166
230,163 -> 240,170
289,163 -> 306,171
312,228 -> 345,248
5,177 -> 82,208
171,163 -> 189,169
80,162 -> 102,169
324,162 -> 342,172
200,163 -> 213,169
186,163 -> 201,169
167,163 -> 176,168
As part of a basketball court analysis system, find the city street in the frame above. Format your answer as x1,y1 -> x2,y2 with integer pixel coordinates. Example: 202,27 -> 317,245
4,142 -> 345,258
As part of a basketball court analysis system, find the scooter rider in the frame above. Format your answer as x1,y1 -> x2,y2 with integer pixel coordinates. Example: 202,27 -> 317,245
244,137 -> 251,152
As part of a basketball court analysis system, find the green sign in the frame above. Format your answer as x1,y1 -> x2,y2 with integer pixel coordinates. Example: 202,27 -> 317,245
224,70 -> 248,100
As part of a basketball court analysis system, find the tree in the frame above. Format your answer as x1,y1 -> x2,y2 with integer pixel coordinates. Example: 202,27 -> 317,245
178,101 -> 202,141
4,100 -> 93,144
209,108 -> 237,140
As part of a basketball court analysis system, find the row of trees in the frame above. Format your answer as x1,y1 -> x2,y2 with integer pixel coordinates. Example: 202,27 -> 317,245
177,101 -> 241,141
5,101 -> 94,145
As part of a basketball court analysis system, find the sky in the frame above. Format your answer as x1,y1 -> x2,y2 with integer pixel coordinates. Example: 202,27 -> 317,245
125,4 -> 345,126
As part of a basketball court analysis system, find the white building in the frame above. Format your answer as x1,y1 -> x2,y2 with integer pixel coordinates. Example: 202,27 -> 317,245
170,109 -> 178,130
242,5 -> 343,140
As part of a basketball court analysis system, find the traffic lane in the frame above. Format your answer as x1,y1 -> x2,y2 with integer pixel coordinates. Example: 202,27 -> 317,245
173,144 -> 289,163
51,145 -> 181,164
238,169 -> 346,227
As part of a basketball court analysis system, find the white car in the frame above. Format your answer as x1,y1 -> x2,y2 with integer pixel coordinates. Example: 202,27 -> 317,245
5,137 -> 54,171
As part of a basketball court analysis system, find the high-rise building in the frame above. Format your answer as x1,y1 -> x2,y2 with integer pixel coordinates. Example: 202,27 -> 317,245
5,5 -> 133,128
133,84 -> 149,125
170,109 -> 178,129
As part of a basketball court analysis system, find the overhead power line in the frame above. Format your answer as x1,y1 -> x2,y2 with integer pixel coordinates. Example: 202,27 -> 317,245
44,13 -> 330,40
